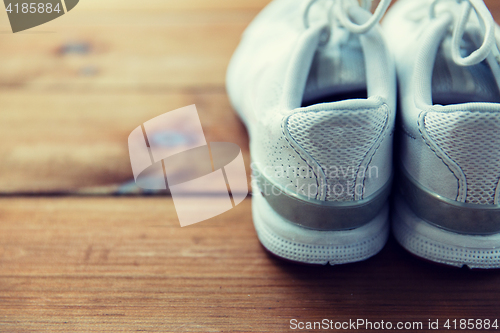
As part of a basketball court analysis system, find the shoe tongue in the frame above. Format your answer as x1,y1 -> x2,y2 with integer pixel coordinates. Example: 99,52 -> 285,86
302,27 -> 366,105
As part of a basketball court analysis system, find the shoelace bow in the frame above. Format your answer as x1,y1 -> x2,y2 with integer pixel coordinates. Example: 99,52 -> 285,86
430,0 -> 500,66
303,0 -> 391,36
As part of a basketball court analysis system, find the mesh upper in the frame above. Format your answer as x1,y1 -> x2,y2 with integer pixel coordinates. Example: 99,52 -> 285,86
287,108 -> 387,202
425,111 -> 500,205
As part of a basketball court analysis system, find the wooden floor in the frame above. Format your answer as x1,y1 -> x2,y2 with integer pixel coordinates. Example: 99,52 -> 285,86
1,1 -> 500,332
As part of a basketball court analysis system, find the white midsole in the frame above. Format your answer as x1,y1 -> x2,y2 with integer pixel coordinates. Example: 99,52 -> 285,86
252,189 -> 389,265
393,197 -> 500,269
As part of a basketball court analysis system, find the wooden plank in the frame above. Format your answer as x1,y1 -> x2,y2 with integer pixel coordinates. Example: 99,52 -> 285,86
0,197 -> 499,332
72,0 -> 273,12
0,3 -> 254,194
0,91 -> 249,193
0,10 -> 256,90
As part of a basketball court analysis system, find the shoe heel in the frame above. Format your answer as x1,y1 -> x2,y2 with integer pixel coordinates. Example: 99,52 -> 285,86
392,197 -> 500,269
252,189 -> 389,265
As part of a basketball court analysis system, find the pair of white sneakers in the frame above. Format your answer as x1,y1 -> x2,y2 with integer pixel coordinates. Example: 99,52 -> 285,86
226,0 -> 500,269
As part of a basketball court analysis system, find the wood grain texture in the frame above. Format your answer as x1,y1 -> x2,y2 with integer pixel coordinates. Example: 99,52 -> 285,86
0,91 -> 248,193
0,198 -> 500,332
0,1 -> 259,193
0,11 -> 253,90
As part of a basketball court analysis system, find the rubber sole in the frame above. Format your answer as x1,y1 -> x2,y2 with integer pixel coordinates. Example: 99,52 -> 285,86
252,189 -> 390,265
392,197 -> 500,269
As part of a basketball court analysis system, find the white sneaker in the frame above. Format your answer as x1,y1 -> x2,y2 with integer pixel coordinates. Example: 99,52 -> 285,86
227,0 -> 395,265
383,0 -> 500,268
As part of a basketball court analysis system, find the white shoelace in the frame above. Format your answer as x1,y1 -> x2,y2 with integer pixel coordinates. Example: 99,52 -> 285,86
430,0 -> 500,67
303,0 -> 391,35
